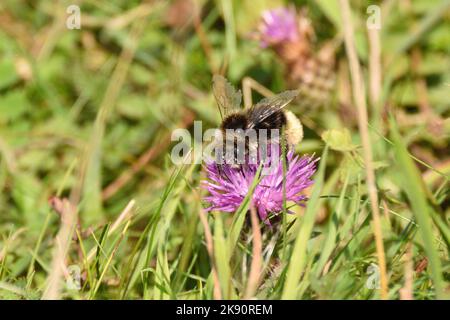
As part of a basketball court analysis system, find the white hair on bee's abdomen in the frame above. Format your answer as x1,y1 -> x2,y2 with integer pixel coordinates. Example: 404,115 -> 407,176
284,110 -> 303,146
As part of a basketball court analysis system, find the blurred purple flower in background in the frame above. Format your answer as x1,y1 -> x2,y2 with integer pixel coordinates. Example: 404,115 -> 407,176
259,6 -> 299,47
202,150 -> 317,224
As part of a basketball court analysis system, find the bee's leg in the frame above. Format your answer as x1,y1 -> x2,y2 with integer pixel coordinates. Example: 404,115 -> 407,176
216,163 -> 232,182
242,77 -> 275,109
216,163 -> 224,178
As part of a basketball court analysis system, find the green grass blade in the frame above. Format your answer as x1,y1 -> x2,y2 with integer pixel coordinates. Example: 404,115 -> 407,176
214,214 -> 232,299
281,147 -> 328,299
389,117 -> 445,299
314,171 -> 350,276
227,164 -> 263,254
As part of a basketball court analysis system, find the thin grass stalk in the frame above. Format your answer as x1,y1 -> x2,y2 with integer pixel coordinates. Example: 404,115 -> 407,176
198,207 -> 222,300
339,0 -> 388,299
41,200 -> 78,300
244,205 -> 263,299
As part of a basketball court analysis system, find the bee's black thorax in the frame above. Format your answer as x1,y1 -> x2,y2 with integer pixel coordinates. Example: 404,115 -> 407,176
221,113 -> 248,130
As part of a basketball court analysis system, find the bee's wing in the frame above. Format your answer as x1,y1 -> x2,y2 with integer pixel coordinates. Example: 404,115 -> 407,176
212,75 -> 242,119
247,90 -> 299,128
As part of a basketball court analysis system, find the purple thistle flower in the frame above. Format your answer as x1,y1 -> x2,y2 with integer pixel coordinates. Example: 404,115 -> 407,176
259,6 -> 299,47
202,150 -> 318,224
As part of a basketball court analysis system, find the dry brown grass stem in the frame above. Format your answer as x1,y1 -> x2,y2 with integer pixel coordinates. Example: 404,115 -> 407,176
339,0 -> 388,300
41,199 -> 78,300
244,206 -> 263,299
368,28 -> 382,110
198,207 -> 222,300
400,243 -> 414,300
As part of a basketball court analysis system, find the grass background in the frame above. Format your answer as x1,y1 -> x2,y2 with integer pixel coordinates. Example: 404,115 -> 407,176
0,0 -> 449,299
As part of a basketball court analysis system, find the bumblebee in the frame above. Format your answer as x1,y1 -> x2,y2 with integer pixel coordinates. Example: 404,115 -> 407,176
212,75 -> 303,166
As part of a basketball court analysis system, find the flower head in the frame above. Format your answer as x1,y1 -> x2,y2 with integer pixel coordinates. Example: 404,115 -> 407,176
259,6 -> 299,47
202,149 -> 317,224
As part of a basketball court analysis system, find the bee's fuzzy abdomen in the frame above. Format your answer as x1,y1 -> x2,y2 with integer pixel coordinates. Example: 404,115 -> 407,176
284,110 -> 303,146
